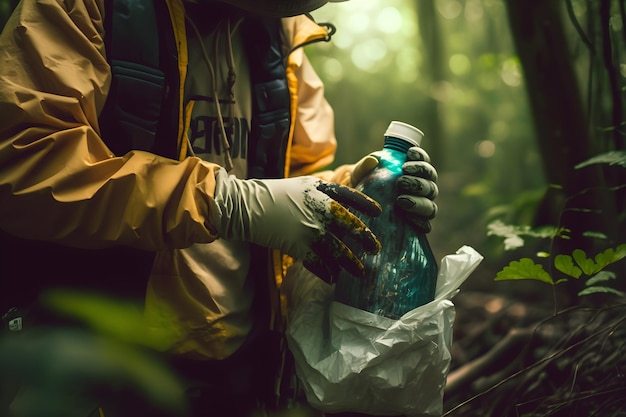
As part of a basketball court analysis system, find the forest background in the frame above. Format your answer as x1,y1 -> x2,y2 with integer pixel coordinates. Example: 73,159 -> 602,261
308,0 -> 625,302
1,0 -> 625,416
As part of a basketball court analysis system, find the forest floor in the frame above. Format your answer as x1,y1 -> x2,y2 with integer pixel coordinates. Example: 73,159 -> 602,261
442,289 -> 626,417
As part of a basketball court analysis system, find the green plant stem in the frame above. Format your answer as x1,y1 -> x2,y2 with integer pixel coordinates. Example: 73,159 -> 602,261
548,223 -> 559,315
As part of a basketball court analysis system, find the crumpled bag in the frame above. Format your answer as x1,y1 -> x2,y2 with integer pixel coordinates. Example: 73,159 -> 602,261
283,245 -> 483,417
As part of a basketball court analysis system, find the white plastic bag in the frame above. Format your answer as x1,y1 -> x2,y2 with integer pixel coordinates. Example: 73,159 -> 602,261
283,245 -> 483,416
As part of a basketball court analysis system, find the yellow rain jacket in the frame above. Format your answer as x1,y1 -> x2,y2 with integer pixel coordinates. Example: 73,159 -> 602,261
0,0 -> 337,359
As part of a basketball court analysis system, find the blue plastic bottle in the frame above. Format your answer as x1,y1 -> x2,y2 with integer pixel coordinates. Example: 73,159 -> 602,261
335,121 -> 439,319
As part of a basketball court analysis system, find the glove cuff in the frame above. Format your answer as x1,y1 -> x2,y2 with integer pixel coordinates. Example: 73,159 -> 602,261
211,169 -> 245,240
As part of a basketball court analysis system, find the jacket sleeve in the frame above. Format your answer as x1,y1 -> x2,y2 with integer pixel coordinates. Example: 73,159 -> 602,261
0,0 -> 221,250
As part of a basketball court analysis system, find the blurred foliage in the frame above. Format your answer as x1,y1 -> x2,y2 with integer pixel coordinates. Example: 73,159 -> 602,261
0,0 -> 16,28
0,331 -> 187,417
0,291 -> 188,417
41,289 -> 179,351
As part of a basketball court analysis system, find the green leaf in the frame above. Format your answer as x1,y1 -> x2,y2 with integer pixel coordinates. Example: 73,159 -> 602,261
578,286 -> 626,297
572,249 -> 599,275
504,235 -> 525,250
554,254 -> 582,278
555,227 -> 571,239
41,290 -> 178,351
495,258 -> 554,285
575,150 -> 626,169
487,220 -> 556,239
582,231 -> 608,239
585,271 -> 616,286
616,243 -> 626,258
486,220 -> 557,251
594,244 -> 626,270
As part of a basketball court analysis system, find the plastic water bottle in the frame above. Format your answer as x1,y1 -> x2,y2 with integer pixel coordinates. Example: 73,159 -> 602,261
334,121 -> 438,319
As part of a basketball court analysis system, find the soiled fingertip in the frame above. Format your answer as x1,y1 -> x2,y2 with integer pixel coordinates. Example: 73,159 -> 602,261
361,198 -> 382,217
342,256 -> 366,278
318,182 -> 382,217
364,233 -> 382,253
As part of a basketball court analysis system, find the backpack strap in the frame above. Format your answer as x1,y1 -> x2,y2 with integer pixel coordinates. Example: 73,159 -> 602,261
99,0 -> 180,159
242,17 -> 291,180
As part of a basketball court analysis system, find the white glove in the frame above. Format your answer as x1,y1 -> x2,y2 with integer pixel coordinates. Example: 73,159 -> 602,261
212,169 -> 382,282
351,146 -> 439,233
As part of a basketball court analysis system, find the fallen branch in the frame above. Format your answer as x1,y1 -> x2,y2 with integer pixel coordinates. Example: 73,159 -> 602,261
444,303 -> 626,417
445,325 -> 535,398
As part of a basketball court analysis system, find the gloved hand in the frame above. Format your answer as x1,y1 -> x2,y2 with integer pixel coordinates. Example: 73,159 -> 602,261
351,146 -> 438,233
211,169 -> 382,282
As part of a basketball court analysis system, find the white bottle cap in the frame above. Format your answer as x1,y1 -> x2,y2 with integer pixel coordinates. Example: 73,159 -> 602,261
384,121 -> 424,147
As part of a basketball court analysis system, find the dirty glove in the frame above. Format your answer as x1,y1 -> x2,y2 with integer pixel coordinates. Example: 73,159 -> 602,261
351,146 -> 438,233
212,169 -> 382,282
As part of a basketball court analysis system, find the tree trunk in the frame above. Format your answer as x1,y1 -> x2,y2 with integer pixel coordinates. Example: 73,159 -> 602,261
415,0 -> 446,169
505,0 -> 595,197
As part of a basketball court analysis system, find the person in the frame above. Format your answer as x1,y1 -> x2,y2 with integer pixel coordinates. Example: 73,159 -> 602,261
0,0 -> 439,416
